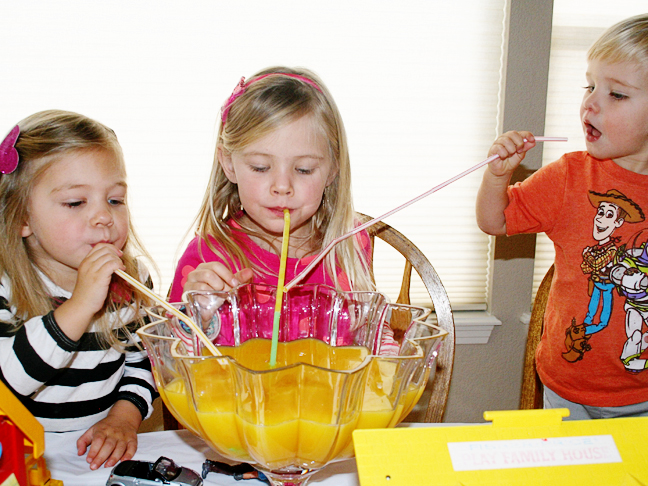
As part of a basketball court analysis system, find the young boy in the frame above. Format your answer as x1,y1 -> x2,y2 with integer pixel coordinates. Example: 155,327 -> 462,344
476,14 -> 648,419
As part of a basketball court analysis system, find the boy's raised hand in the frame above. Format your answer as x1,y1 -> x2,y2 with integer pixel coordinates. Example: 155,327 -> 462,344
487,130 -> 537,177
183,262 -> 254,294
477,130 -> 538,236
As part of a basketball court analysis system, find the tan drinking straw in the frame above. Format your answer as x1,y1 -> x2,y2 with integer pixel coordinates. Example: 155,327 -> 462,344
115,269 -> 221,356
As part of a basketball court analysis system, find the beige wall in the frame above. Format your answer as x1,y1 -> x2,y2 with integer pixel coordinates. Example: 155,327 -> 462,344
444,0 -> 554,423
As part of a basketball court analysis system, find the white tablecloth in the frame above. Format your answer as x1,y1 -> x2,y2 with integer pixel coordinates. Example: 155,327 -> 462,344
44,429 -> 361,486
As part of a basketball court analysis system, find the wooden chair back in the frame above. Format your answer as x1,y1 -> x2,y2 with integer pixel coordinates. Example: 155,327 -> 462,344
358,214 -> 455,423
519,264 -> 554,410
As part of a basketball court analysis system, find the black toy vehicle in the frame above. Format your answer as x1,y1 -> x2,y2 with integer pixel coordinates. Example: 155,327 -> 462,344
106,456 -> 203,486
201,459 -> 269,483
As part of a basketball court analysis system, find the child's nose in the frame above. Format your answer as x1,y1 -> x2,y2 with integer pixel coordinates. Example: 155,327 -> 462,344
90,205 -> 114,226
582,91 -> 600,113
271,173 -> 294,196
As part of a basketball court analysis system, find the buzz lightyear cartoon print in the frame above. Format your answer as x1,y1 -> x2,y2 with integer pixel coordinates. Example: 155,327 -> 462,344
611,229 -> 648,373
563,189 -> 645,364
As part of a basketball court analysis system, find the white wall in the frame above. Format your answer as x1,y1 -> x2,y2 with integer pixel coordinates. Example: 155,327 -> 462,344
0,1 -> 504,306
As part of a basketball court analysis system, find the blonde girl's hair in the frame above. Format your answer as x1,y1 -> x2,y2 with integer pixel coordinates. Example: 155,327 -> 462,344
0,109 -> 153,348
588,14 -> 648,65
193,66 -> 374,291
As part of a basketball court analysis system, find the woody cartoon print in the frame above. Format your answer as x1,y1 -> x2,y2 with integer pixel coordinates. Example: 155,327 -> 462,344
564,189 -> 648,373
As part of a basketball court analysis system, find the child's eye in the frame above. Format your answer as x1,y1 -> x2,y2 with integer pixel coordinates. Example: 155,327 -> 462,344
583,85 -> 595,93
296,167 -> 314,175
250,165 -> 269,173
610,91 -> 628,101
109,198 -> 125,206
64,200 -> 84,208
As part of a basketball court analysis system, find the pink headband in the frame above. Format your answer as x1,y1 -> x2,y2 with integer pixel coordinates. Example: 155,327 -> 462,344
220,73 -> 323,125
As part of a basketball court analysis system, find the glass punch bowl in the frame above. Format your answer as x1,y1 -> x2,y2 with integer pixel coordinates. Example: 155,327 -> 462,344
138,283 -> 447,486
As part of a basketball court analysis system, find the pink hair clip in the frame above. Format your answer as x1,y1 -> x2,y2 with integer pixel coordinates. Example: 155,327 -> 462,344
220,73 -> 323,125
0,125 -> 20,174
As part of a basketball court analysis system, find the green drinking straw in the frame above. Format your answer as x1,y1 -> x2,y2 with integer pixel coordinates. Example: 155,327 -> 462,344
270,209 -> 291,367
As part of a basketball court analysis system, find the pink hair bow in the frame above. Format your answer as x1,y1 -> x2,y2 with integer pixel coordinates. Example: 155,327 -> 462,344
0,125 -> 20,174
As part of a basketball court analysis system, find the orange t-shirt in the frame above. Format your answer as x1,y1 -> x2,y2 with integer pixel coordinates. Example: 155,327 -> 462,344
506,151 -> 648,407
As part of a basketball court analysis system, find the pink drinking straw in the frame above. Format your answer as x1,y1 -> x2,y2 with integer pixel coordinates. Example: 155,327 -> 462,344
284,136 -> 567,291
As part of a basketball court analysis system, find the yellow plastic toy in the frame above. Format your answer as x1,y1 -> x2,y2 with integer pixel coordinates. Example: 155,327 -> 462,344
353,408 -> 648,485
0,380 -> 63,486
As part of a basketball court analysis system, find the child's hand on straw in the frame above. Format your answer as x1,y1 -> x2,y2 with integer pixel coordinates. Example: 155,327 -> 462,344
183,262 -> 254,293
54,243 -> 125,341
487,130 -> 537,177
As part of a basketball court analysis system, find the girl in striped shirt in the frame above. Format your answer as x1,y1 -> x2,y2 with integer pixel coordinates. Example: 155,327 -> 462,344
0,110 -> 157,470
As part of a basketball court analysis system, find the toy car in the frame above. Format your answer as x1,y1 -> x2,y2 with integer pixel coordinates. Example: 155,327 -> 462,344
106,456 -> 203,486
201,459 -> 269,483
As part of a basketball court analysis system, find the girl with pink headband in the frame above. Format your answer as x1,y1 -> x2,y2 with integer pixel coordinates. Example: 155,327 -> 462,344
170,65 -> 373,297
169,66 -> 398,354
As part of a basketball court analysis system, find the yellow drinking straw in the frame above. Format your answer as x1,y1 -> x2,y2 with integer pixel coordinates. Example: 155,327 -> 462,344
270,209 -> 291,367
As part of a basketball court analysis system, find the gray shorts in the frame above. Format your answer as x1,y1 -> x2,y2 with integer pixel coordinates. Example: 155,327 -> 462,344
543,386 -> 648,420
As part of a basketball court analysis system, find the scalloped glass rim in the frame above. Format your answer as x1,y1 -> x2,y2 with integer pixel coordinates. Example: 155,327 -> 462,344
137,307 -> 446,375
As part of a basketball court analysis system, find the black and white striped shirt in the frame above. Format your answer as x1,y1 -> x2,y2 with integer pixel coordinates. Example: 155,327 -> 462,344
0,270 -> 157,432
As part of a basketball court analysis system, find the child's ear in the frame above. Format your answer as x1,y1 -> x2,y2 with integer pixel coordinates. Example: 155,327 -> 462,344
21,221 -> 32,238
325,166 -> 339,187
218,146 -> 237,183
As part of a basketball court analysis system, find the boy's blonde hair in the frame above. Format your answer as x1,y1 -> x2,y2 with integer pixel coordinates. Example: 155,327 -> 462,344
0,110 -> 152,348
194,66 -> 374,291
588,14 -> 648,66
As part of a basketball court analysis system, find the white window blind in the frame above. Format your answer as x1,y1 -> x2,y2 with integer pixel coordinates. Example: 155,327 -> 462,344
0,0 -> 506,309
533,1 -> 648,297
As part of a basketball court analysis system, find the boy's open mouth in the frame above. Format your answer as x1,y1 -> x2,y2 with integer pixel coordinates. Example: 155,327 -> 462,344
585,122 -> 602,142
